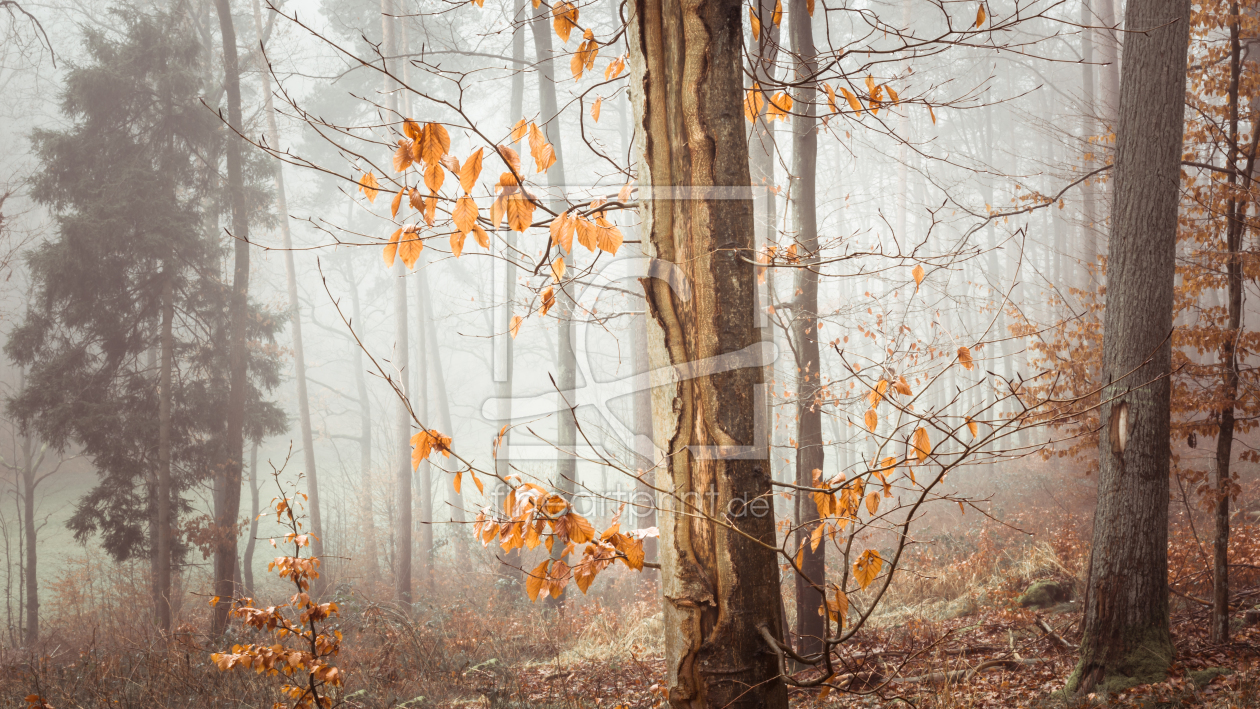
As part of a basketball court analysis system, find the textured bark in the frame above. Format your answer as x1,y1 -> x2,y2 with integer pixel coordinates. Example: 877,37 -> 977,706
787,0 -> 824,660
156,273 -> 174,633
627,1 -> 788,706
251,0 -> 324,595
1210,5 -> 1256,644
212,0 -> 250,636
1067,0 -> 1190,694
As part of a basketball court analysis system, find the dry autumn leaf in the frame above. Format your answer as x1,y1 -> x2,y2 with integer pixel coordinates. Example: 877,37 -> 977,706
975,3 -> 986,26
591,96 -> 602,122
854,549 -> 882,590
459,148 -> 483,193
358,172 -> 380,202
864,408 -> 878,432
958,345 -> 974,370
913,264 -> 925,288
552,1 -> 578,43
913,426 -> 932,463
509,315 -> 523,339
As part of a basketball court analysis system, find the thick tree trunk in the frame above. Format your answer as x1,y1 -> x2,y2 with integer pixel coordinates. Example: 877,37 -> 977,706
156,272 -> 174,633
627,1 -> 788,706
212,0 -> 251,637
1067,0 -> 1190,695
251,0 -> 325,595
788,0 -> 824,660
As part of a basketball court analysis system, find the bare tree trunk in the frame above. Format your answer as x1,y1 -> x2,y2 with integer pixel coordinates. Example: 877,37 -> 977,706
413,265 -> 433,583
21,444 -> 36,644
788,0 -> 824,660
530,0 -> 577,608
251,0 -> 325,595
156,272 -> 174,634
345,254 -> 377,577
1067,0 -> 1190,694
212,0 -> 251,637
627,0 -> 788,705
420,274 -> 463,535
1211,5 -> 1255,644
241,442 -> 259,597
1081,0 -> 1100,270
380,0 -> 412,608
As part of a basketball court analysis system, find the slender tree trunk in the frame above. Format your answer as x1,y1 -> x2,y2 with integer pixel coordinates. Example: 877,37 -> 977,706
243,442 -> 259,597
212,0 -> 251,636
496,0 -> 525,588
345,254 -> 378,577
21,453 -> 36,644
157,272 -> 174,633
1081,0 -> 1100,271
1067,0 -> 1190,694
788,0 -> 825,660
251,0 -> 325,595
380,0 -> 413,608
531,0 -> 577,607
413,265 -> 433,582
1211,5 -> 1254,644
627,1 -> 788,705
419,274 -> 461,534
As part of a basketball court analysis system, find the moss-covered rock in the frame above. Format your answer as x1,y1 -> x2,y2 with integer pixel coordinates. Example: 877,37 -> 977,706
1018,579 -> 1074,609
1189,667 -> 1230,688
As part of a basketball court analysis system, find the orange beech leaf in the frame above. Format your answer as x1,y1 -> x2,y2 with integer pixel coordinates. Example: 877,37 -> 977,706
839,86 -> 862,114
506,193 -> 535,232
403,118 -> 422,140
744,83 -> 765,122
398,227 -> 424,268
384,228 -> 402,267
509,315 -> 523,339
471,223 -> 490,249
418,122 -> 450,165
912,264 -> 925,288
551,210 -> 576,252
540,287 -> 556,316
526,559 -> 549,601
410,428 -> 452,470
975,4 -> 986,26
459,148 -> 483,193
865,491 -> 879,516
966,416 -> 978,439
957,345 -> 974,370
510,119 -> 529,144
390,188 -> 403,218
591,96 -> 602,122
358,172 -> 380,202
912,427 -> 932,463
551,256 -> 566,283
393,140 -> 413,172
864,408 -> 878,433
450,231 -> 467,259
749,6 -> 760,39
452,195 -> 478,235
853,549 -> 882,590
552,1 -> 578,43
772,0 -> 782,25
454,471 -> 462,494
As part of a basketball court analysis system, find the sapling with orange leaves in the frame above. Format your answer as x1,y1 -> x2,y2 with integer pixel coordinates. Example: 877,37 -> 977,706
211,462 -> 343,709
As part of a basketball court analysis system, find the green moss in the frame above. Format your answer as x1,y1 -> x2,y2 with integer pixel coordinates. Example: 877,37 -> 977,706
1189,667 -> 1230,688
1065,622 -> 1174,699
1018,579 -> 1073,609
